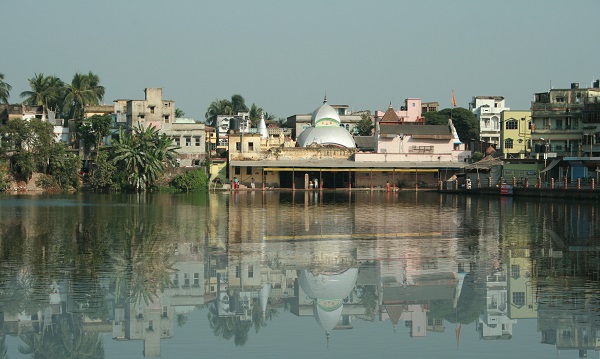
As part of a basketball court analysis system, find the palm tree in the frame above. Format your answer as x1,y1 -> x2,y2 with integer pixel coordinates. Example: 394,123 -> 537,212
205,99 -> 232,127
20,74 -> 65,117
112,124 -> 178,191
0,72 -> 11,104
204,94 -> 248,127
63,72 -> 104,120
248,103 -> 263,127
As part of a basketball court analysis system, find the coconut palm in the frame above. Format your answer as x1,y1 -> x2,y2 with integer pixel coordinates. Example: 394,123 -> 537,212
0,72 -> 11,104
20,74 -> 65,116
204,94 -> 249,127
205,99 -> 232,127
63,72 -> 104,120
248,103 -> 263,127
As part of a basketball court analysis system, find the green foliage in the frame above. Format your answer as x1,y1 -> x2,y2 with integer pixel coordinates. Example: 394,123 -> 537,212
355,113 -> 374,136
63,72 -> 105,120
0,166 -> 9,191
112,124 -> 178,192
438,107 -> 479,143
35,173 -> 58,189
0,72 -> 12,104
423,111 -> 449,125
76,114 -> 112,160
205,94 -> 249,126
20,73 -> 65,115
48,143 -> 81,191
86,151 -> 118,192
471,151 -> 484,162
11,151 -> 35,181
171,169 -> 208,192
357,285 -> 377,320
427,273 -> 485,325
175,108 -> 185,117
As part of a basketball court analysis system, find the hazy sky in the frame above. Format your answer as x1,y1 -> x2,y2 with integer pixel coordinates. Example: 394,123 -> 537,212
3,0 -> 600,121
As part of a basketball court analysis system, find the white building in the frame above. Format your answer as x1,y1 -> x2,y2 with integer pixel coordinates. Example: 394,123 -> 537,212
470,96 -> 509,146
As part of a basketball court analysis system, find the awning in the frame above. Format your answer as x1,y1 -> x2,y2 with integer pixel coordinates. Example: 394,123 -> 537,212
540,158 -> 561,173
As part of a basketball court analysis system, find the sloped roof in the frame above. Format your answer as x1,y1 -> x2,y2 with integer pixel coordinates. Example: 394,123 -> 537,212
354,136 -> 375,151
379,123 -> 453,139
380,104 -> 401,123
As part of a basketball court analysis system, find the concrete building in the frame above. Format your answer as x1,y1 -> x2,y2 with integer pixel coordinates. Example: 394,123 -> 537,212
470,96 -> 509,146
531,82 -> 600,157
126,88 -> 175,130
499,110 -> 532,158
374,98 -> 425,124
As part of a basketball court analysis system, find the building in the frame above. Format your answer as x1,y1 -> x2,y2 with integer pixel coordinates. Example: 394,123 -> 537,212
499,110 -> 532,158
531,82 -> 600,157
470,96 -> 509,146
374,98 -> 425,124
126,88 -> 175,130
123,88 -> 206,166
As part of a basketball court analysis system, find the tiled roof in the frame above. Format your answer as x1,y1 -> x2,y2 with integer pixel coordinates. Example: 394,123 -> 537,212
380,105 -> 401,122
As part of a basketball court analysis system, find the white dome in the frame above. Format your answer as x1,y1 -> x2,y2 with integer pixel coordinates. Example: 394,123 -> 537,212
296,127 -> 356,148
311,100 -> 341,127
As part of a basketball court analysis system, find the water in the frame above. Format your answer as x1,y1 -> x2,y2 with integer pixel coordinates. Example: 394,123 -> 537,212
0,191 -> 599,358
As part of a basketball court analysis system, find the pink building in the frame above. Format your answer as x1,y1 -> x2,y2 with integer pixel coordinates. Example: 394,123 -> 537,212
374,98 -> 424,123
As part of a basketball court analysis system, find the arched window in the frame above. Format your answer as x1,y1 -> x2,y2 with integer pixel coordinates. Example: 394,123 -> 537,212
504,138 -> 514,149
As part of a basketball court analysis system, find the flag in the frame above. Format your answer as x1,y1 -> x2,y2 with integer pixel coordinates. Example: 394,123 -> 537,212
452,90 -> 457,108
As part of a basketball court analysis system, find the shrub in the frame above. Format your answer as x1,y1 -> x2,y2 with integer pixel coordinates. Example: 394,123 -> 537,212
171,169 -> 208,192
35,174 -> 58,190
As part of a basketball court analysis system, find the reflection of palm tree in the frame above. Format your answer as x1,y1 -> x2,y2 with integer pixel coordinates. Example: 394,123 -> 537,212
0,335 -> 9,359
111,221 -> 175,306
207,301 -> 252,346
59,315 -> 104,359
251,302 -> 278,333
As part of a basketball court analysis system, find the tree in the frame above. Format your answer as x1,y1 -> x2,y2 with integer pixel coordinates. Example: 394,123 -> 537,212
248,103 -> 263,127
63,72 -> 105,120
171,169 -> 208,192
355,113 -> 374,136
424,108 -> 479,144
112,124 -> 178,191
175,108 -> 185,118
20,73 -> 65,116
204,94 -> 249,127
0,72 -> 11,104
76,114 -> 112,164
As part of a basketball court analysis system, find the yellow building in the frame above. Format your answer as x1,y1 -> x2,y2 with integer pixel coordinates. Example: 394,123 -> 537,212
500,110 -> 532,158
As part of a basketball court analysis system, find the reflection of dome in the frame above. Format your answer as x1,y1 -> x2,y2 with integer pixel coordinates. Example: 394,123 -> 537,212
299,268 -> 358,300
296,97 -> 356,148
314,299 -> 344,333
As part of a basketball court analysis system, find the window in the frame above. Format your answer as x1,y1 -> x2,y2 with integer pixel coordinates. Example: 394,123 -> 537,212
185,137 -> 191,146
246,167 -> 252,175
248,142 -> 254,151
504,139 -> 513,149
173,273 -> 179,286
184,273 -> 190,286
248,265 -> 254,278
164,115 -> 170,123
174,137 -> 180,146
163,306 -> 168,318
236,142 -> 241,151
505,120 -> 518,130
511,264 -> 520,278
555,119 -> 563,129
150,106 -> 155,114
193,273 -> 200,286
235,265 -> 241,278
139,115 -> 145,119
512,292 -> 525,306
234,167 -> 240,175
195,136 -> 201,146
556,97 -> 565,103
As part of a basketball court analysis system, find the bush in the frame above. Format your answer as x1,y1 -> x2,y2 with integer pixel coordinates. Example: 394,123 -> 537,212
35,174 -> 58,190
171,169 -> 208,192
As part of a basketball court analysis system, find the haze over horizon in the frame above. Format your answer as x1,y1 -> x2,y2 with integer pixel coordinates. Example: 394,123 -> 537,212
3,0 -> 600,121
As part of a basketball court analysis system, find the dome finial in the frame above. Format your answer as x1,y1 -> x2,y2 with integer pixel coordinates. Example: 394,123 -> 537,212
389,101 -> 393,108
323,92 -> 328,104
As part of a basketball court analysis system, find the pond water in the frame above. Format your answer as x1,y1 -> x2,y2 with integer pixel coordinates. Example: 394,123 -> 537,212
0,191 -> 599,359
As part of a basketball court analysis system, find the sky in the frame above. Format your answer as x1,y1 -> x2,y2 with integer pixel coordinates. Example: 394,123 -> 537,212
2,0 -> 600,122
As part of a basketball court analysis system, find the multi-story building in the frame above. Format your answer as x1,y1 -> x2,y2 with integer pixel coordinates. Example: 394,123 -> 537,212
530,83 -> 600,157
470,96 -> 509,146
499,110 -> 532,158
373,98 -> 425,124
126,88 -> 175,130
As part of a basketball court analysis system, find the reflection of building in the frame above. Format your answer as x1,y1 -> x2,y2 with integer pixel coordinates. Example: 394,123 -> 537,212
477,266 -> 516,340
538,278 -> 600,358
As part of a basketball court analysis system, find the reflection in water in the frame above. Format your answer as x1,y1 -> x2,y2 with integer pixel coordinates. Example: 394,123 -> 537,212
0,192 -> 599,358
